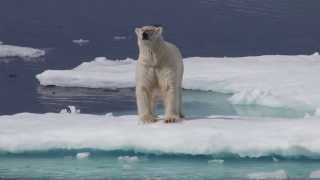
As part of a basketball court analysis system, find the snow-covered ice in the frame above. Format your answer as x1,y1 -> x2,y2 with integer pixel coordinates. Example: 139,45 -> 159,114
247,170 -> 288,179
36,53 -> 320,112
1,113 -> 320,158
0,43 -> 45,58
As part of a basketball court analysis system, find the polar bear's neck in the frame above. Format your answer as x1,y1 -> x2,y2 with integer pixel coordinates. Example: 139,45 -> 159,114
138,38 -> 165,67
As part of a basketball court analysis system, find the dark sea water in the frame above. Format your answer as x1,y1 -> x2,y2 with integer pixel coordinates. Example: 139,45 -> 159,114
1,0 -> 320,115
1,1 -> 320,179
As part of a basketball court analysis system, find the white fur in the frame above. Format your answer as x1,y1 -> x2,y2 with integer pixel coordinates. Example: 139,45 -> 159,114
135,26 -> 184,123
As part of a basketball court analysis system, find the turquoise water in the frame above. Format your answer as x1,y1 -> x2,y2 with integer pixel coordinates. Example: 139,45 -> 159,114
1,150 -> 320,179
37,87 -> 307,119
182,90 -> 307,119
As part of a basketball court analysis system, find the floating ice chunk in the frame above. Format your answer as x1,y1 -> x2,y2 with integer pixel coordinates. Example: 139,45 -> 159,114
113,36 -> 127,40
310,170 -> 320,178
72,39 -> 90,46
2,113 -> 320,158
105,112 -> 114,118
37,57 -> 135,88
272,157 -> 279,162
229,89 -> 283,108
247,170 -> 288,180
36,53 -> 320,112
60,106 -> 80,114
76,152 -> 90,159
118,156 -> 139,162
0,44 -> 45,58
208,159 -> 224,164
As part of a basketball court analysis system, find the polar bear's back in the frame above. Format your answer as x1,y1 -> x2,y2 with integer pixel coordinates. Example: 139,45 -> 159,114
161,41 -> 184,84
159,41 -> 183,71
163,41 -> 182,60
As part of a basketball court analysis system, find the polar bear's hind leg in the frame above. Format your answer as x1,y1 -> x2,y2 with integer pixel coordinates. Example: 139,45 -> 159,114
164,85 -> 180,123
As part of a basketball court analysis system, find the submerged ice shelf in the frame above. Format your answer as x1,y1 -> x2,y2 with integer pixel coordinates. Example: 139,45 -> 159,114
36,53 -> 320,113
0,43 -> 45,59
1,112 -> 320,159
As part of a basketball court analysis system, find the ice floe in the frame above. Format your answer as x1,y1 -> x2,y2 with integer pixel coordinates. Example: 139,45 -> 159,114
247,170 -> 288,179
36,53 -> 320,112
0,43 -> 45,58
1,113 -> 320,158
72,39 -> 90,46
37,57 -> 135,88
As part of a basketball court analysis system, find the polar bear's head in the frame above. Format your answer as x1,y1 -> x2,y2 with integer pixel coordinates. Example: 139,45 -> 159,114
135,26 -> 163,47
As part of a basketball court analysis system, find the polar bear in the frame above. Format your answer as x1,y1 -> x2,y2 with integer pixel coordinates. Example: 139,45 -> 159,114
135,25 -> 184,123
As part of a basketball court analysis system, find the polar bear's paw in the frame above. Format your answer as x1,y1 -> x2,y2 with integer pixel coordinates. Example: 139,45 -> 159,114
164,115 -> 180,123
140,114 -> 157,124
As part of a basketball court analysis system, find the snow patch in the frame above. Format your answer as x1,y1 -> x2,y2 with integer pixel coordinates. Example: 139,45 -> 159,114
247,170 -> 288,180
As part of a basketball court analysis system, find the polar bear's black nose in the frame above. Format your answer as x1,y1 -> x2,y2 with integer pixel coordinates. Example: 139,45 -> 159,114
142,32 -> 149,40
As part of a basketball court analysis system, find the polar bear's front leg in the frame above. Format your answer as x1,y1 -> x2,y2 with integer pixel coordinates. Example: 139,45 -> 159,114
164,85 -> 180,123
136,86 -> 157,123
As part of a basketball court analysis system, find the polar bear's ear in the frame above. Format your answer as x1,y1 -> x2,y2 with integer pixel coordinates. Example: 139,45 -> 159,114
135,28 -> 141,36
156,27 -> 163,35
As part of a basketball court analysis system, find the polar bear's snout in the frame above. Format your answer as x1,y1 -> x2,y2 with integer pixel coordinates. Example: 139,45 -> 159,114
142,32 -> 149,40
